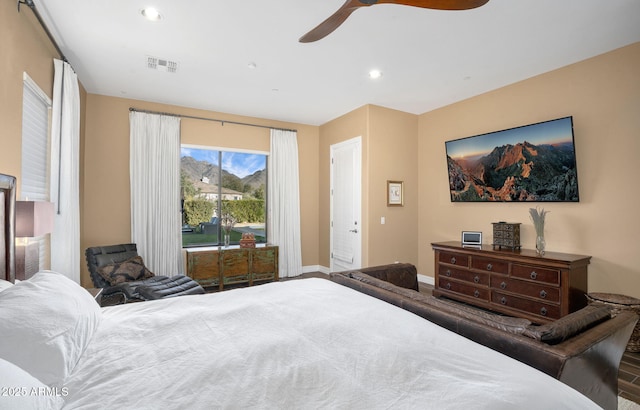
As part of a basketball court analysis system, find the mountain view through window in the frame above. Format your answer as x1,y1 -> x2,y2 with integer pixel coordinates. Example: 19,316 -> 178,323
180,146 -> 267,247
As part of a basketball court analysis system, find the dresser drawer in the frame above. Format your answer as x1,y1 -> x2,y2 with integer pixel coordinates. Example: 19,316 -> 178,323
438,278 -> 490,301
438,252 -> 468,267
438,265 -> 489,286
493,229 -> 516,239
511,264 -> 560,285
494,223 -> 518,233
187,251 -> 220,287
492,291 -> 560,320
490,277 -> 560,303
470,257 -> 508,275
252,247 -> 278,274
220,249 -> 251,277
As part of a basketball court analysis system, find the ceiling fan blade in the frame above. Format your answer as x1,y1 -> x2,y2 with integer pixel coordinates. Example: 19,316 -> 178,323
299,0 -> 363,43
299,0 -> 490,43
376,0 -> 490,11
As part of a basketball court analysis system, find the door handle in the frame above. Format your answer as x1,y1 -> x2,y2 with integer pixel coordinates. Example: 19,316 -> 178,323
349,229 -> 358,233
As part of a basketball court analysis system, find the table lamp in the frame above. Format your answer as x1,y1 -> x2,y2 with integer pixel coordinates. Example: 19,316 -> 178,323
16,200 -> 54,280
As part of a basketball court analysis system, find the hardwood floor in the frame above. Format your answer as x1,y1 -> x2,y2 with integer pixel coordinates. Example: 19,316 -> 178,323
619,351 -> 640,404
289,273 -> 640,405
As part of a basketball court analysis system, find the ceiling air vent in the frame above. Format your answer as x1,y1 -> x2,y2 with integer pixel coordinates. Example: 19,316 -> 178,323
147,56 -> 178,73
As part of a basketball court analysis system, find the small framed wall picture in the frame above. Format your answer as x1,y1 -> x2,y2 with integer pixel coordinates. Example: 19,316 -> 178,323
387,180 -> 404,207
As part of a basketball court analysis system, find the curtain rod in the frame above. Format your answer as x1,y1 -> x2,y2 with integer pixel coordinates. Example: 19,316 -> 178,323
18,0 -> 68,63
129,108 -> 297,133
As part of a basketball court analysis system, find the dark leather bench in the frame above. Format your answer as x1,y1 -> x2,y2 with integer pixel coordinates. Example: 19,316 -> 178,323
330,263 -> 638,410
85,243 -> 204,304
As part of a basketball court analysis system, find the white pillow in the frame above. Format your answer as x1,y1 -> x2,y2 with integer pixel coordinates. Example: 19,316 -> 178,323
0,270 -> 101,387
0,358 -> 65,409
0,278 -> 13,292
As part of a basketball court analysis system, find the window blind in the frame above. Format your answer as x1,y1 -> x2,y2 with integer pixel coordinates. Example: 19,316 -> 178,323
21,73 -> 52,268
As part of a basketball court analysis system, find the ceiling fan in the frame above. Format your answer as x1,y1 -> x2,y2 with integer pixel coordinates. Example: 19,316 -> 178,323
299,0 -> 490,43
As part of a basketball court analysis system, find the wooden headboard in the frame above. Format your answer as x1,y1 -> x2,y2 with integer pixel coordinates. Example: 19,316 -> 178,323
0,173 -> 16,283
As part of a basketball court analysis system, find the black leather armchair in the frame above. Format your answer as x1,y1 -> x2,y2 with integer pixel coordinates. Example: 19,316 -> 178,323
85,243 -> 204,305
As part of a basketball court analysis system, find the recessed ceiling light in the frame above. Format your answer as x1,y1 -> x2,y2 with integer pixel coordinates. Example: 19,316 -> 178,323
247,62 -> 257,69
141,7 -> 162,21
369,69 -> 382,79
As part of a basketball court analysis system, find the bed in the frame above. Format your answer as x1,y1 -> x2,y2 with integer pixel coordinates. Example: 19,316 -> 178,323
0,174 -> 601,409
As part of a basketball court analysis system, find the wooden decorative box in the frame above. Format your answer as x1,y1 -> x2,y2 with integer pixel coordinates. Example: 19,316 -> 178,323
239,232 -> 256,248
492,222 -> 521,249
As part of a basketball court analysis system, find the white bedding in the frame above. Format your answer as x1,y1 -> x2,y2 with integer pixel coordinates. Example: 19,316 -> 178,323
55,278 -> 600,409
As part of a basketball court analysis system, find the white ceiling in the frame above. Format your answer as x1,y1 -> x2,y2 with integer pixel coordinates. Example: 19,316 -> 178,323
33,0 -> 640,126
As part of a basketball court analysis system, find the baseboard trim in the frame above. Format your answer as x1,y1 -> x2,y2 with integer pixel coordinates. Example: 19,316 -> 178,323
303,265 -> 330,275
418,274 -> 434,286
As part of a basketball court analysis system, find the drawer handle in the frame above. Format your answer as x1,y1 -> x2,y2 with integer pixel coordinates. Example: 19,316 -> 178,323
500,297 -> 507,305
474,290 -> 480,298
540,307 -> 548,316
473,275 -> 480,283
500,281 -> 507,290
445,269 -> 451,277
445,283 -> 451,290
540,290 -> 547,299
450,257 -> 457,264
530,271 -> 538,280
486,263 -> 493,271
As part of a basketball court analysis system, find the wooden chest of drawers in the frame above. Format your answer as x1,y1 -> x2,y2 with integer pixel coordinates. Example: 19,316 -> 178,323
186,246 -> 278,291
432,241 -> 590,323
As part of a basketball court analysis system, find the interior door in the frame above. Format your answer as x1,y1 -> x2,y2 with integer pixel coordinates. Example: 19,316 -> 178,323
330,137 -> 362,272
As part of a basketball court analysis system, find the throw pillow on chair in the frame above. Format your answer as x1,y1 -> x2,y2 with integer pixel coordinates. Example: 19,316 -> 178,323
97,256 -> 155,285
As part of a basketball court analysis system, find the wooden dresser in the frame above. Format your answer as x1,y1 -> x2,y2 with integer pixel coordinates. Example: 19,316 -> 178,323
432,241 -> 590,324
185,246 -> 278,291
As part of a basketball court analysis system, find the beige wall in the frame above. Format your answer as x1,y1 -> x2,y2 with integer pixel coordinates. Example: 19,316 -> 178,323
1,3 -> 87,271
418,42 -> 640,297
319,106 -> 368,267
0,1 -> 59,193
82,95 -> 319,287
366,106 -> 419,267
5,2 -> 639,296
318,105 -> 419,269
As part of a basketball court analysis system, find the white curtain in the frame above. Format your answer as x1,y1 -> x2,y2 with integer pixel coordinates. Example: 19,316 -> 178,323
50,59 -> 80,283
268,129 -> 302,278
129,111 -> 183,276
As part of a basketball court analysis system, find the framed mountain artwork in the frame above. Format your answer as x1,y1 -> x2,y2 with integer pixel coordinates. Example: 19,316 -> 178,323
445,116 -> 580,202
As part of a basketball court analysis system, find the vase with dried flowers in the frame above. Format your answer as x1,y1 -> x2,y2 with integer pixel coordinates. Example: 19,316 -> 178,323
529,206 -> 549,255
220,212 -> 237,247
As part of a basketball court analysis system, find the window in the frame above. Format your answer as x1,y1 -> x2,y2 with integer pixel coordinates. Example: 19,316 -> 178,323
181,145 -> 267,247
21,73 -> 52,268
